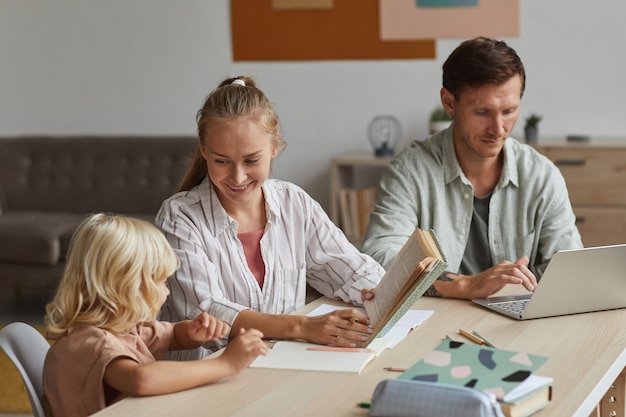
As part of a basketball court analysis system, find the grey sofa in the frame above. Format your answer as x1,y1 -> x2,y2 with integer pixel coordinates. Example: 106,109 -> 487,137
0,136 -> 197,291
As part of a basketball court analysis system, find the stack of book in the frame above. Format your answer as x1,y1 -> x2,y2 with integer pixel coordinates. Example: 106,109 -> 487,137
398,339 -> 553,417
337,186 -> 379,244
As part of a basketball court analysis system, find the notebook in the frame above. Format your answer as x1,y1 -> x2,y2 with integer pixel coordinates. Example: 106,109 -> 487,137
472,244 -> 626,320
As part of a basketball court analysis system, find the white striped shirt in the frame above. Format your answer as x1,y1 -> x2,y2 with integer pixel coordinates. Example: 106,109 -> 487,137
156,177 -> 384,357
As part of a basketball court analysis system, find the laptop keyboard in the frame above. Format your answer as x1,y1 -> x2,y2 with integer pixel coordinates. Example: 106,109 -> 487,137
488,299 -> 529,315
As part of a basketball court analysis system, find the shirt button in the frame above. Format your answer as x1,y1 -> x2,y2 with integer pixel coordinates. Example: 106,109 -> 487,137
458,234 -> 464,240
464,193 -> 470,199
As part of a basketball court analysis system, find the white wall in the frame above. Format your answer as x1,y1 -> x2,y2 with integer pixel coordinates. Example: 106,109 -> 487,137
1,0 -> 625,209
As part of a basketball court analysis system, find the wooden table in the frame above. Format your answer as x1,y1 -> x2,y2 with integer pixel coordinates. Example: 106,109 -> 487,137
93,296 -> 626,417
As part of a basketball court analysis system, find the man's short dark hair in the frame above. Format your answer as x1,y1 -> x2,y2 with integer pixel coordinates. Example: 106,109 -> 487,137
442,37 -> 526,99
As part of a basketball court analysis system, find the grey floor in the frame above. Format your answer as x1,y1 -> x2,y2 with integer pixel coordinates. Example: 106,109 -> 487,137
1,286 -> 51,417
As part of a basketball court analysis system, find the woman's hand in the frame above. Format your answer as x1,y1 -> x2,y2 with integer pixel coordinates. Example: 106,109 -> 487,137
300,308 -> 373,348
361,288 -> 375,303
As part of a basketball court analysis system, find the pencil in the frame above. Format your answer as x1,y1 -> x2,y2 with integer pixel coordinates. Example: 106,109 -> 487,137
472,330 -> 496,348
458,328 -> 486,345
383,367 -> 408,372
306,347 -> 376,353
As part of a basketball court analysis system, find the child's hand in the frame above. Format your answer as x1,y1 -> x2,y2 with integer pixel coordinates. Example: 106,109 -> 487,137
188,312 -> 230,342
219,328 -> 268,375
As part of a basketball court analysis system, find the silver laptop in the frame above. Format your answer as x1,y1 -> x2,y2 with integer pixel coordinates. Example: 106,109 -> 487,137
472,244 -> 626,320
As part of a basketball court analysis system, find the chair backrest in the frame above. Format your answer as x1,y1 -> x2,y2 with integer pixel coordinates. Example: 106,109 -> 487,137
0,322 -> 50,417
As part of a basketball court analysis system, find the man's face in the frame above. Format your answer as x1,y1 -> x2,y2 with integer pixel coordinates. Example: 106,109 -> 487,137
442,75 -> 522,161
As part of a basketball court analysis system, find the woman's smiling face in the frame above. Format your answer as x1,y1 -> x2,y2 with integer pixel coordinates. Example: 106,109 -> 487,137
200,118 -> 278,211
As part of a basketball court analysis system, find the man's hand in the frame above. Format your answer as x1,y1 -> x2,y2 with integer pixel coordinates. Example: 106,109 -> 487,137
433,256 -> 537,300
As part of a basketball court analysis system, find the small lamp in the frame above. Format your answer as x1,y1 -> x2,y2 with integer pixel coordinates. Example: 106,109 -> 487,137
368,115 -> 401,157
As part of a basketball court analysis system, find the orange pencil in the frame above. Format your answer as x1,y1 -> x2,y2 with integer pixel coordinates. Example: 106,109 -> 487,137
458,328 -> 486,345
306,347 -> 375,353
384,367 -> 408,372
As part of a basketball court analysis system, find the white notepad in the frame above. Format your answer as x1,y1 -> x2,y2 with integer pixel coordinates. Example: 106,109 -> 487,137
249,304 -> 433,373
249,338 -> 392,373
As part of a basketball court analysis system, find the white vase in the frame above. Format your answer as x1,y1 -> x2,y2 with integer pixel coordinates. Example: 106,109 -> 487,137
429,120 -> 452,134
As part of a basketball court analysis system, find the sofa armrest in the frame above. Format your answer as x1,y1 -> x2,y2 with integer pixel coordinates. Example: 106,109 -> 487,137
0,188 -> 6,215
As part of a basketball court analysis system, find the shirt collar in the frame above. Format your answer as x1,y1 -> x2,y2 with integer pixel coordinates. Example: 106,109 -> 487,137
499,139 -> 519,189
199,176 -> 281,236
440,125 -> 519,190
440,126 -> 465,185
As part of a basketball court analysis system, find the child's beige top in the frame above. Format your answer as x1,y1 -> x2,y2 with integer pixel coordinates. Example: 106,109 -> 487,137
42,321 -> 174,417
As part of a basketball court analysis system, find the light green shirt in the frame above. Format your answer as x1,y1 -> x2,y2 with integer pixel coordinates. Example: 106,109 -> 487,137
362,126 -> 583,277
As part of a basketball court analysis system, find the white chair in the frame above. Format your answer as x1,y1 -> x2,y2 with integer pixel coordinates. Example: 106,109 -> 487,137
0,322 -> 50,417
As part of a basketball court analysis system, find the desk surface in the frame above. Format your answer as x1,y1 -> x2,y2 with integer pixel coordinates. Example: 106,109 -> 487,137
94,296 -> 626,417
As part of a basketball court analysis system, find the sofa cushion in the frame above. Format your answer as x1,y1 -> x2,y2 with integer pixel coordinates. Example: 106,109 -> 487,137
0,136 -> 197,214
0,212 -> 87,265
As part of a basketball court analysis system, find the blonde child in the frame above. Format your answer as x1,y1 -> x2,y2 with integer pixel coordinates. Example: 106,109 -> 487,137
42,213 -> 267,417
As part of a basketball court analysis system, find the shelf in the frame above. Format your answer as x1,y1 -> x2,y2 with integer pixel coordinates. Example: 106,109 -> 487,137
329,152 -> 392,246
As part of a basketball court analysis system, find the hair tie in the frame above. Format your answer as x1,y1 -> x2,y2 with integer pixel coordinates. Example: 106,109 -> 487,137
231,79 -> 246,87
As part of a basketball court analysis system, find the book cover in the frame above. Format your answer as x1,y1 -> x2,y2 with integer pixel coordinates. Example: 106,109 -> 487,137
363,228 -> 446,346
338,189 -> 354,241
357,186 -> 379,237
500,375 -> 553,417
399,339 -> 549,402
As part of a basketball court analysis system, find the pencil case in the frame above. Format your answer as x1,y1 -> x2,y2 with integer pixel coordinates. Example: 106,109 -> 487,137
369,379 -> 505,417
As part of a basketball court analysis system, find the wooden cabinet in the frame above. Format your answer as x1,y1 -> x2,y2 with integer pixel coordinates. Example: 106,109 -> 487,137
534,139 -> 626,247
330,141 -> 626,248
329,153 -> 391,245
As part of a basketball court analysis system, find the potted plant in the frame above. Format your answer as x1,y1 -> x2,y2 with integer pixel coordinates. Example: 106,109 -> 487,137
429,106 -> 452,134
524,113 -> 542,143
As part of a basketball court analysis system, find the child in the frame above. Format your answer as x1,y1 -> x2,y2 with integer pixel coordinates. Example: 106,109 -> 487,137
42,213 -> 267,417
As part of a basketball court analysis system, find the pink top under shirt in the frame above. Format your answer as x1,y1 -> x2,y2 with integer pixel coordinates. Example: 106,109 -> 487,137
238,228 -> 266,289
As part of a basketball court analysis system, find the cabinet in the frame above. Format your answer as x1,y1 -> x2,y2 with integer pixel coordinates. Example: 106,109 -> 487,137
329,153 -> 391,245
329,141 -> 626,248
533,138 -> 626,247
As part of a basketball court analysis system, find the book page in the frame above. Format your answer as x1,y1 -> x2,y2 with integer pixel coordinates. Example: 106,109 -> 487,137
364,229 -> 432,327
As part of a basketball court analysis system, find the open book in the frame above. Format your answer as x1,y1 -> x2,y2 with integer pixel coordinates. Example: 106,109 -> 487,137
363,228 -> 446,347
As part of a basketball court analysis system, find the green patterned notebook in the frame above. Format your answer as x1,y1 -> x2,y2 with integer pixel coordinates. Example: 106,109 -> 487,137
399,339 -> 549,401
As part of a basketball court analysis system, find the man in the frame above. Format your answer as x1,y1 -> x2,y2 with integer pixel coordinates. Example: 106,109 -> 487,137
361,37 -> 582,300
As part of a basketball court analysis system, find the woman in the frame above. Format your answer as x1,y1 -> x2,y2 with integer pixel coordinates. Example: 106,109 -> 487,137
157,76 -> 384,360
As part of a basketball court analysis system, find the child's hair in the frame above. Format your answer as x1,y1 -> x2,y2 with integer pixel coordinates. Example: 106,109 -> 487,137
178,75 -> 287,192
45,213 -> 180,340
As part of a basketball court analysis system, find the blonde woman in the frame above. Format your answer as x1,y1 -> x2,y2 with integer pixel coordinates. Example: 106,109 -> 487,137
42,213 -> 267,417
157,76 -> 384,360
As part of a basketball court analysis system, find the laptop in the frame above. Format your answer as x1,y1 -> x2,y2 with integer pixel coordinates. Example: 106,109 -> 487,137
472,244 -> 626,320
